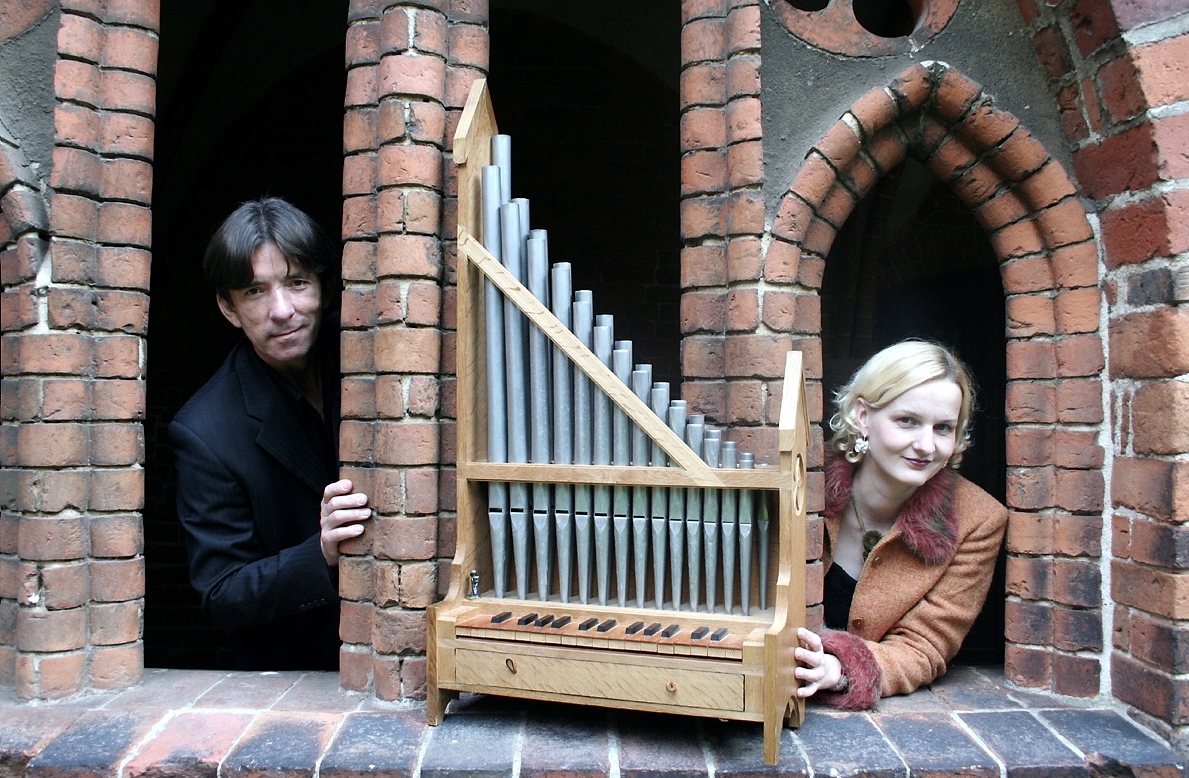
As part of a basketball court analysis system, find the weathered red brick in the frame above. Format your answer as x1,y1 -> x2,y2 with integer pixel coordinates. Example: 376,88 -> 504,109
1133,380 -> 1189,454
680,107 -> 726,151
681,245 -> 726,288
680,194 -> 726,239
90,642 -> 142,689
1005,643 -> 1052,688
102,26 -> 159,75
101,69 -> 155,115
683,16 -> 725,64
1031,25 -> 1073,80
1110,308 -> 1189,379
1113,457 -> 1189,523
1008,465 -> 1056,510
1073,121 -> 1158,200
1006,295 -> 1056,338
380,52 -> 447,100
1007,339 -> 1057,380
90,557 -> 145,602
16,608 -> 87,652
1052,651 -> 1100,697
680,61 -> 726,107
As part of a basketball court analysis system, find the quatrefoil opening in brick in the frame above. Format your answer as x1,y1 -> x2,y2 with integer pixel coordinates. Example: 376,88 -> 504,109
772,0 -> 960,56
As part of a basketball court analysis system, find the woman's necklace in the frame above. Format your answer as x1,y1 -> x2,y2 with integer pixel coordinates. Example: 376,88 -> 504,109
852,496 -> 883,560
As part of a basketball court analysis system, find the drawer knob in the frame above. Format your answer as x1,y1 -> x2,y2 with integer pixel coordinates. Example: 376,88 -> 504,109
666,681 -> 678,693
505,658 -> 517,674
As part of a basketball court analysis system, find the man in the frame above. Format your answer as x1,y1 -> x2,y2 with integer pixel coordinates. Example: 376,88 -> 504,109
170,197 -> 370,670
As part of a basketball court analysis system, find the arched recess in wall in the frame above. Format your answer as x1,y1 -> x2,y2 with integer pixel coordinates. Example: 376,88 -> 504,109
487,0 -> 682,385
773,62 -> 1098,664
143,0 -> 347,669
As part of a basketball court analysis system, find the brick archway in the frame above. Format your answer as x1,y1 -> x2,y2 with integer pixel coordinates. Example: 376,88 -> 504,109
773,61 -> 1105,696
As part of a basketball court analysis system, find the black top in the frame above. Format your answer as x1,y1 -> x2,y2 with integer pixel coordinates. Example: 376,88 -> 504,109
823,563 -> 858,631
170,339 -> 341,671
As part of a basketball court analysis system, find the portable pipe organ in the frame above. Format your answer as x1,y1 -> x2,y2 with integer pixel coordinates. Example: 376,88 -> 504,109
427,79 -> 809,764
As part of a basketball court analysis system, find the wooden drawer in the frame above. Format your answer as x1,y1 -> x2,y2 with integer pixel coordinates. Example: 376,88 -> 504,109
453,646 -> 745,712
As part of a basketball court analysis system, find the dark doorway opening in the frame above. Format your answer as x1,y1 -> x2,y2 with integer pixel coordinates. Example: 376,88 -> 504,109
488,0 -> 682,386
821,157 -> 1007,665
144,0 -> 346,669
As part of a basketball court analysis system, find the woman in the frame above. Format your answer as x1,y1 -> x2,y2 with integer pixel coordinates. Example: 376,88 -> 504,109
793,340 -> 1007,709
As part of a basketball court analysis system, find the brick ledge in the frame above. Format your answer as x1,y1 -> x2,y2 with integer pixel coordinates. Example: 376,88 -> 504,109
1,666 -> 1183,777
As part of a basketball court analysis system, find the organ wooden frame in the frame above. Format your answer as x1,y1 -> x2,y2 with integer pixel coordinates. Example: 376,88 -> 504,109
427,78 -> 808,765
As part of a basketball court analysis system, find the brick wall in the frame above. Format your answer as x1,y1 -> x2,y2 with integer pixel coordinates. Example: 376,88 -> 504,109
2,0 -> 1185,754
1014,0 -> 1189,739
1,0 -> 157,699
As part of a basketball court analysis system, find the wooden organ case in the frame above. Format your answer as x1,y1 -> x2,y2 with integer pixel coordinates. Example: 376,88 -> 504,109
428,80 -> 808,764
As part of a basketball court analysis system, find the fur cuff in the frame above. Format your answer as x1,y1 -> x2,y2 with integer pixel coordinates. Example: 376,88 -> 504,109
815,629 -> 882,710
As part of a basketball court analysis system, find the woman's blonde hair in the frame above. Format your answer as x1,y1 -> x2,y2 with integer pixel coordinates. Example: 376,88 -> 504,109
829,340 -> 976,467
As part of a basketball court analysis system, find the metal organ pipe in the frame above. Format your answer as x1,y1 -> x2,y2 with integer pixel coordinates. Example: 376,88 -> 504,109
480,163 -> 509,598
572,291 -> 595,605
551,264 -> 574,603
473,150 -> 776,618
527,231 -> 552,601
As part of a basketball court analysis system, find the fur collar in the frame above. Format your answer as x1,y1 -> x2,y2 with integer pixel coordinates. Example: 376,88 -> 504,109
824,451 -> 960,565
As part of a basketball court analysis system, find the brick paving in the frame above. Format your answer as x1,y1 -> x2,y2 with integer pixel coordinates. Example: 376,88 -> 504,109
1,666 -> 1183,778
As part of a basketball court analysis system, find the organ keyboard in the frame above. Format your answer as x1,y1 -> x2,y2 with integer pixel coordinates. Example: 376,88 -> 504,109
427,79 -> 809,765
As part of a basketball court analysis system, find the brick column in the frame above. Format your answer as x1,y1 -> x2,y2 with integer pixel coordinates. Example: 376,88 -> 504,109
680,0 -> 801,462
338,0 -> 487,700
1,0 -> 157,699
1017,0 -> 1189,745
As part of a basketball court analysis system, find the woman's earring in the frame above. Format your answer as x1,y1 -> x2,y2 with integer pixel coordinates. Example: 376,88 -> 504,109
846,435 -> 869,463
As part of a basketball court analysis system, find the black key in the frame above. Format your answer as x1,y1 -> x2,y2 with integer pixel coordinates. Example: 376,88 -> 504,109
551,615 -> 572,629
711,627 -> 729,642
691,625 -> 710,640
644,622 -> 663,636
662,624 -> 680,638
517,612 -> 539,626
597,619 -> 617,633
579,617 -> 599,631
491,611 -> 513,624
626,621 -> 645,635
534,614 -> 555,627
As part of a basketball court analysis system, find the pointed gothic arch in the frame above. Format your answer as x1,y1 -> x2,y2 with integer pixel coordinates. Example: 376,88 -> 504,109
771,61 -> 1105,691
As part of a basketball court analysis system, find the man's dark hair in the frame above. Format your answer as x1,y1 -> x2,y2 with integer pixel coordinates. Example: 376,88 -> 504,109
204,197 -> 331,301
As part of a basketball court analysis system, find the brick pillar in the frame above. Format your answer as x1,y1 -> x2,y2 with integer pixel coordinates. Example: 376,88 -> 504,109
1017,0 -> 1189,746
1,0 -> 157,699
680,1 -> 800,459
338,0 -> 487,700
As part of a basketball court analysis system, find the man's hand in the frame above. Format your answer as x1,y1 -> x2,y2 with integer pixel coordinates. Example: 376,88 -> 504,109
320,479 -> 371,567
794,627 -> 845,697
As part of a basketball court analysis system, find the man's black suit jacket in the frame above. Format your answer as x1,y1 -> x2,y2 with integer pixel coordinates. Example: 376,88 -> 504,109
170,340 -> 341,670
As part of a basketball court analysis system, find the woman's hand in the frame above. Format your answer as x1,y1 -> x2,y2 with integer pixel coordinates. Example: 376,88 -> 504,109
320,479 -> 371,566
794,627 -> 845,697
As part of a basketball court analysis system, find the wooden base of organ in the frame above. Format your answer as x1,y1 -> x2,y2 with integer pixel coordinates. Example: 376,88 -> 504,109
428,79 -> 809,765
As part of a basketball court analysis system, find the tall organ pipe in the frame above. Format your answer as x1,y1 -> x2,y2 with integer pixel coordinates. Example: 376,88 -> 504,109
480,164 -> 508,597
551,264 -> 574,602
572,292 -> 594,604
592,317 -> 614,606
613,346 -> 633,607
648,383 -> 671,608
702,429 -> 722,612
721,441 -> 738,614
499,200 -> 530,599
629,367 -> 651,607
663,400 -> 687,608
739,452 -> 755,615
527,232 -> 552,601
684,415 -> 705,611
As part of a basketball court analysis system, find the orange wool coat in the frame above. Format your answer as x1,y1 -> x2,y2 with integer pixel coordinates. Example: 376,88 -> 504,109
814,453 -> 1008,710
